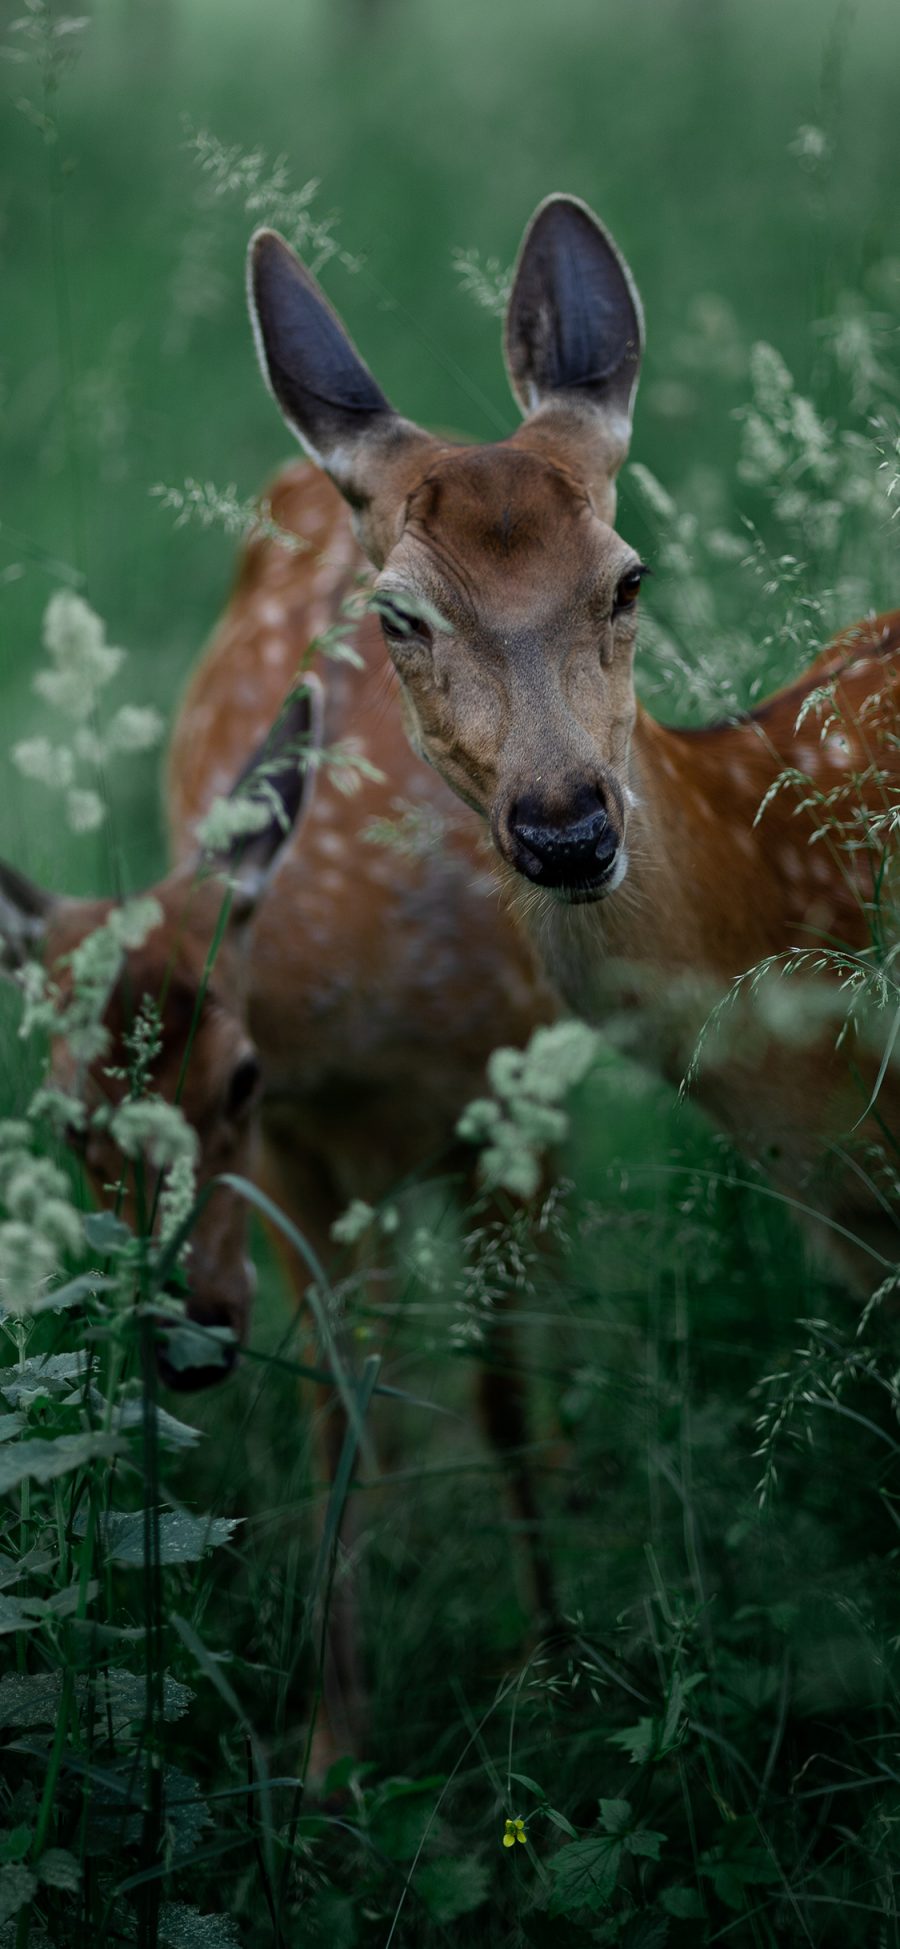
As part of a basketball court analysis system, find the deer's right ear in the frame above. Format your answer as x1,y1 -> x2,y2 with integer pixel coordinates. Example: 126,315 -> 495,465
0,861 -> 54,975
248,230 -> 434,564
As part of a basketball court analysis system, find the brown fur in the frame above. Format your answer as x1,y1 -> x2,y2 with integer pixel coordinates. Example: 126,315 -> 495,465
244,197 -> 900,1283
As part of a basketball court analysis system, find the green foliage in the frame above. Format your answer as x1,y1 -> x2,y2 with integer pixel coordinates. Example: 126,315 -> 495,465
415,1855 -> 490,1921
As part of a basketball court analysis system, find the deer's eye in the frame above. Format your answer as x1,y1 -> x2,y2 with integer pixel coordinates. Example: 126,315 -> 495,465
613,565 -> 649,616
227,1053 -> 262,1120
376,597 -> 433,651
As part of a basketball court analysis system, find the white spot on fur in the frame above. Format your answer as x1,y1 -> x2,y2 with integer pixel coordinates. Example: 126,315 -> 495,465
262,636 -> 287,667
606,849 -> 629,894
825,733 -> 851,766
259,598 -> 286,626
795,744 -> 818,775
365,856 -> 396,886
780,847 -> 804,882
315,831 -> 345,860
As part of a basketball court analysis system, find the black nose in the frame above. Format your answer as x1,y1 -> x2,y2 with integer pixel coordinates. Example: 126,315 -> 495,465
511,800 -> 619,889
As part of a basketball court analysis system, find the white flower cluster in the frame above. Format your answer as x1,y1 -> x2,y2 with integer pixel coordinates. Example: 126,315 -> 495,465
110,1099 -> 198,1247
13,592 -> 163,835
150,478 -> 306,555
452,246 -> 513,318
19,898 -> 163,1064
184,122 -> 360,274
737,343 -> 849,554
194,794 -> 272,853
457,1020 -> 599,1199
0,1122 -> 82,1319
329,1197 -> 399,1247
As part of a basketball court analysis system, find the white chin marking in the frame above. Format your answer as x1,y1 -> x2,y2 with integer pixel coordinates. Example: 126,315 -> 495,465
606,849 -> 628,893
549,848 -> 629,906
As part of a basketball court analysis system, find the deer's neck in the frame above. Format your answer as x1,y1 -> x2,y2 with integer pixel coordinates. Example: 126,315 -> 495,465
521,700 -> 847,1064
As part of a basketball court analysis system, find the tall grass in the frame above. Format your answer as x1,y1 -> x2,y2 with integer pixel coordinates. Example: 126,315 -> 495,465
2,1 -> 900,1944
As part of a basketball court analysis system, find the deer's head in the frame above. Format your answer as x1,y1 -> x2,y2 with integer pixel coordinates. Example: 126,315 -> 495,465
0,689 -> 319,1386
249,196 -> 645,905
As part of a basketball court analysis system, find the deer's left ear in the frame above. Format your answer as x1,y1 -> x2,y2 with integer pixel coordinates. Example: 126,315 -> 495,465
0,861 -> 55,974
248,229 -> 436,565
200,679 -> 325,917
504,195 -> 644,520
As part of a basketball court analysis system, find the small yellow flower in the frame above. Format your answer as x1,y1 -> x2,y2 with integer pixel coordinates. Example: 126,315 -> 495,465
503,1817 -> 526,1848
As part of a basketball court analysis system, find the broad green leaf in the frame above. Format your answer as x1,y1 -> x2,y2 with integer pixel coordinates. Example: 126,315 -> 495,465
159,1904 -> 240,1949
31,1272 -> 116,1316
89,1764 -> 210,1861
0,1546 -> 53,1592
660,1886 -> 706,1919
509,1771 -> 545,1798
0,1416 -> 23,1445
625,1827 -> 666,1861
95,1670 -> 195,1726
0,1581 -> 97,1634
155,1322 -> 232,1376
415,1856 -> 490,1923
0,1352 -> 91,1406
83,1210 -> 132,1254
700,1818 -> 780,1912
599,1798 -> 632,1835
95,1509 -> 240,1566
0,1595 -> 48,1635
607,1718 -> 656,1764
0,1830 -> 31,1865
38,1849 -> 80,1891
546,1836 -> 621,1915
0,1674 -> 62,1726
0,1668 -> 194,1733
0,1431 -> 119,1492
116,1400 -> 202,1449
0,1864 -> 36,1926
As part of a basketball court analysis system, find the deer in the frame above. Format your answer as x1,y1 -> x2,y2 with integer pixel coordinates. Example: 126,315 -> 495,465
0,460 -> 556,1754
245,192 -> 900,1289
